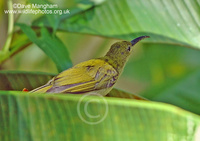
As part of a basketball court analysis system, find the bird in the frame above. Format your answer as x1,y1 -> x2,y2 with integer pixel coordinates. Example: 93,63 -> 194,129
30,36 -> 149,95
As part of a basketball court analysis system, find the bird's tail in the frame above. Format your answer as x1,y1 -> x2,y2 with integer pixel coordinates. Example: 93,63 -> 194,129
29,83 -> 53,93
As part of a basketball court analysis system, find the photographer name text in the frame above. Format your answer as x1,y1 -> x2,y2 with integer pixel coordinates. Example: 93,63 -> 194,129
13,3 -> 58,9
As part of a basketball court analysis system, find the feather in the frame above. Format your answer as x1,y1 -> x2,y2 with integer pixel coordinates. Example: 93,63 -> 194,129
34,59 -> 118,95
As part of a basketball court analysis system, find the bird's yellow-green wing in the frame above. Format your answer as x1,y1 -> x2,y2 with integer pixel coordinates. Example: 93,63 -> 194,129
46,59 -> 118,94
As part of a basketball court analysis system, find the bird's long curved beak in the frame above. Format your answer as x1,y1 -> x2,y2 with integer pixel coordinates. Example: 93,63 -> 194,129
131,36 -> 150,46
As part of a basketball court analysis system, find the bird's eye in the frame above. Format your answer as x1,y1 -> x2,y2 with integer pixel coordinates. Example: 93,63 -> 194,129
127,46 -> 131,51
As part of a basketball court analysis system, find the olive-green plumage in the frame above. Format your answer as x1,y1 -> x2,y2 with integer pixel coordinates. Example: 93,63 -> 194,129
30,36 -> 149,95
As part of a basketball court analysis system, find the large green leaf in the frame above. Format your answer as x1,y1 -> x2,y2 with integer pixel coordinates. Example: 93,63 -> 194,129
142,68 -> 200,115
17,24 -> 72,72
33,0 -> 200,49
0,91 -> 199,141
0,70 -> 54,91
107,88 -> 148,101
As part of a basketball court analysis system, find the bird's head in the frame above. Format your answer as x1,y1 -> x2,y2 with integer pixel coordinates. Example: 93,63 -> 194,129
106,36 -> 150,62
